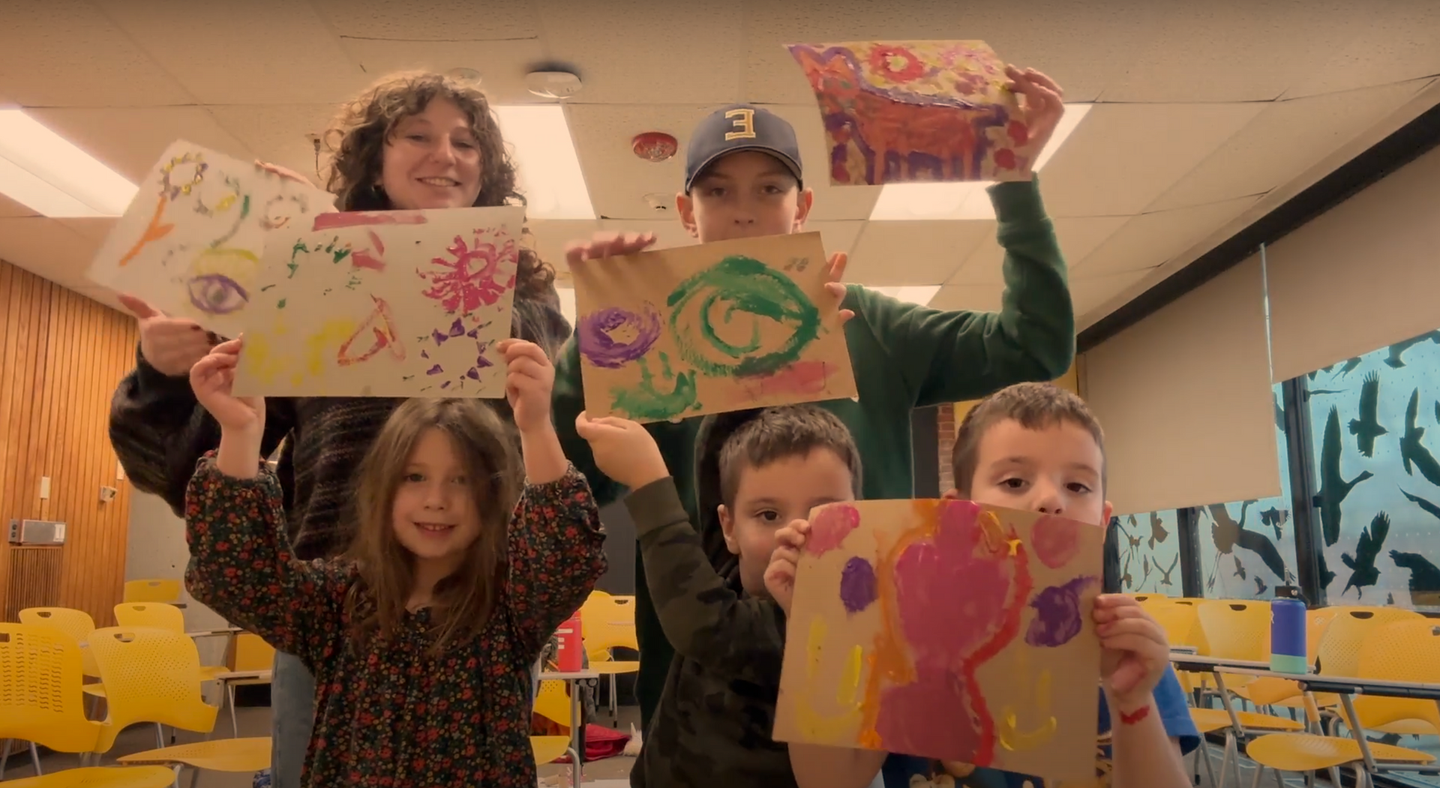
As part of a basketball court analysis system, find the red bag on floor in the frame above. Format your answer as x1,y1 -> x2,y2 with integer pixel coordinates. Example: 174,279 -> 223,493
530,715 -> 631,763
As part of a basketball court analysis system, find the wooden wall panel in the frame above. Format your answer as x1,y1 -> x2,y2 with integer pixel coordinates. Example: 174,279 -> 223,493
0,260 -> 138,628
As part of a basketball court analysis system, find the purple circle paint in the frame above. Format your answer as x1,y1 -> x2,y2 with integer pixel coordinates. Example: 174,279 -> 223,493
577,304 -> 662,369
1025,576 -> 1097,648
839,556 -> 877,614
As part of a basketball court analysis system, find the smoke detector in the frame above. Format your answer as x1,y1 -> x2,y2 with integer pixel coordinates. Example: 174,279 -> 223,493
525,70 -> 583,99
447,68 -> 482,83
644,192 -> 672,214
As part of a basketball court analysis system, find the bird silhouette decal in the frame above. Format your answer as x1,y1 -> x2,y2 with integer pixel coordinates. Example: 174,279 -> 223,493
1274,394 -> 1286,432
1434,399 -> 1440,425
1341,512 -> 1389,599
1336,356 -> 1363,377
1210,500 -> 1288,580
1304,388 -> 1347,401
1141,555 -> 1152,585
1386,592 -> 1395,605
1314,406 -> 1374,547
1389,550 -> 1440,607
1317,553 -> 1337,590
1348,372 -> 1387,457
1259,506 -> 1287,539
1384,330 -> 1440,369
1158,554 -> 1178,587
1255,576 -> 1268,595
1233,555 -> 1247,580
1399,487 -> 1440,522
1400,388 -> 1440,487
1148,511 -> 1169,550
1120,551 -> 1134,590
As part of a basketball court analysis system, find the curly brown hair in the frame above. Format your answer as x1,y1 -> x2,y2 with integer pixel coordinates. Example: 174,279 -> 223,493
323,71 -> 569,355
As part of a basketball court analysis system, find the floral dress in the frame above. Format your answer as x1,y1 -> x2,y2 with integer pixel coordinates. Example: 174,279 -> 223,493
183,456 -> 607,787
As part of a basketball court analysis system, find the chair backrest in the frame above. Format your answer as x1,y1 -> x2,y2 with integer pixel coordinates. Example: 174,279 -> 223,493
114,602 -> 186,633
1306,607 -> 1342,659
87,626 -> 218,752
580,594 -> 638,656
1197,599 -> 1272,661
1150,602 -> 1199,648
534,679 -> 572,728
1315,606 -> 1424,677
1353,620 -> 1440,731
0,624 -> 102,752
1131,593 -> 1170,604
19,607 -> 102,678
123,579 -> 182,603
233,633 -> 275,672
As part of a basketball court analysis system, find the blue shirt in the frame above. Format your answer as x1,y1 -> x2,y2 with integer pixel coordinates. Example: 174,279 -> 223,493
881,666 -> 1198,788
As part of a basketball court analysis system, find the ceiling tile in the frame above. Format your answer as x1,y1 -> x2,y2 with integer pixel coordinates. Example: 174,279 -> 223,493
527,219 -> 603,281
0,217 -> 102,290
26,107 -> 254,185
1038,103 -> 1267,217
566,104 -> 712,220
336,39 -> 550,105
1151,80 -> 1428,210
0,194 -> 39,219
848,221 -> 991,286
59,218 -> 118,244
1075,194 -> 1260,277
0,0 -> 192,106
947,216 -> 1129,286
1285,1 -> 1440,97
309,0 -> 540,39
90,0 -> 366,105
535,1 -> 744,105
928,284 -> 1005,313
740,0 -> 1149,104
1101,2 -> 1366,103
1069,268 -> 1154,322
206,105 -> 338,189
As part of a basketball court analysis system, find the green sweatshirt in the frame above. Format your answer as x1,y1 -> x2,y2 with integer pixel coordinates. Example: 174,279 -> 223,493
550,175 -> 1075,728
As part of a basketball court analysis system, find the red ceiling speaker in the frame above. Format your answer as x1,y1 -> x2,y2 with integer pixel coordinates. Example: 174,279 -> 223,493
632,131 -> 678,162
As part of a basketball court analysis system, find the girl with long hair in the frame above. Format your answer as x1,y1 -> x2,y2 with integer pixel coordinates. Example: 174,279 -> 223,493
184,337 -> 605,786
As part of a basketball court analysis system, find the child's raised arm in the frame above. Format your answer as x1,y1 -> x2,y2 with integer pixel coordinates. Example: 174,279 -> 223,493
498,339 -> 608,658
575,412 -> 785,683
185,340 -> 348,668
1094,595 -> 1193,788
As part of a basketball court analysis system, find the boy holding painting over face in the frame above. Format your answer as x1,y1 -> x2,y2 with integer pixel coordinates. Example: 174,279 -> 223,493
766,382 -> 1199,788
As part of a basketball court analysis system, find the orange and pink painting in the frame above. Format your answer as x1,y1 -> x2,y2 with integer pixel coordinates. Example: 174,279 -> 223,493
773,499 -> 1104,783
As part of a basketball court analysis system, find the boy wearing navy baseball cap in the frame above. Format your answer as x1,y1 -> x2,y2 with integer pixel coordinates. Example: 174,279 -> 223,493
553,66 -> 1077,788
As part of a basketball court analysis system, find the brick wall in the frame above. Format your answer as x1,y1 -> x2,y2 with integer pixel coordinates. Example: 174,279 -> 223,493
937,403 -> 956,493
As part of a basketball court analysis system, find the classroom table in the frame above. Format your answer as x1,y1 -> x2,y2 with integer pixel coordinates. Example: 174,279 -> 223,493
539,668 -> 599,781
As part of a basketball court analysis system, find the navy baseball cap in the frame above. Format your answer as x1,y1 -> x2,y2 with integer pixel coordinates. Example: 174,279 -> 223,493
684,104 -> 803,193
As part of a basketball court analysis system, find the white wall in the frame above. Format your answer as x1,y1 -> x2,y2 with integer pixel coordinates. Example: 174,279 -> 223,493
124,491 -> 231,668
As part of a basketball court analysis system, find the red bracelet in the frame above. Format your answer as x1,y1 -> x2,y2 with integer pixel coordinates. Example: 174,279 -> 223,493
1119,704 -> 1151,725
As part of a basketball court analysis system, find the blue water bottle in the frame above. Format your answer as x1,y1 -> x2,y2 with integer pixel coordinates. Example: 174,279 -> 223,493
1270,585 -> 1308,674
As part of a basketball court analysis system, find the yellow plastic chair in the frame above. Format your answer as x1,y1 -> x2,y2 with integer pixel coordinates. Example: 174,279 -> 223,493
19,608 -> 103,683
0,624 -> 180,787
579,593 -> 640,720
1245,619 -> 1440,788
221,633 -> 275,737
123,580 -> 182,604
113,604 -> 227,684
1232,607 -> 1342,709
89,627 -> 270,786
531,678 -> 581,769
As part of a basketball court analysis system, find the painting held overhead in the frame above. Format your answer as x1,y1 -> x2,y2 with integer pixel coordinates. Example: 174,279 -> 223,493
786,41 -> 1035,186
231,205 -> 524,398
86,140 -> 335,337
773,499 -> 1104,783
570,232 -> 857,423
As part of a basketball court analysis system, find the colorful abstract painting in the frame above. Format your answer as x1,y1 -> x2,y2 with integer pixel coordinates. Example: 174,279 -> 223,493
786,40 -> 1035,186
570,232 -> 856,423
231,206 -> 524,398
773,499 -> 1104,783
87,140 -> 335,337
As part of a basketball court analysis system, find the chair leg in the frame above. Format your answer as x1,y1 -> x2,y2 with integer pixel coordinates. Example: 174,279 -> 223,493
188,764 -> 202,788
608,674 -> 618,722
1,738 -> 11,777
28,742 -> 41,776
1199,737 -> 1218,787
1250,765 -> 1265,788
1273,766 -> 1286,788
228,684 -> 239,737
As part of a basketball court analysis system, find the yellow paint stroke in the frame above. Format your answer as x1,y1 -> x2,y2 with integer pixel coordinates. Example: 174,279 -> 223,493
857,499 -> 940,749
242,317 -> 292,385
794,616 -> 864,740
838,644 -> 864,707
997,643 -> 1058,752
296,319 -> 359,385
118,195 -> 175,267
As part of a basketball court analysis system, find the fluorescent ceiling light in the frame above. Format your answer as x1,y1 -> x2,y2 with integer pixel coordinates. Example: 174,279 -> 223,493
556,286 -> 578,327
870,285 -> 940,306
494,105 -> 596,221
869,104 -> 1092,222
0,109 -> 137,218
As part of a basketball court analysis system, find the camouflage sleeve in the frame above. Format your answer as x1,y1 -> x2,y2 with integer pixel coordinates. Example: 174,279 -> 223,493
624,476 -> 786,683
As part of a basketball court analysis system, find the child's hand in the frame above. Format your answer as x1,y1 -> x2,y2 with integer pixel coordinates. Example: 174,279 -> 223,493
763,520 -> 810,615
121,294 -> 218,377
822,252 -> 855,328
190,338 -> 264,436
1003,65 -> 1065,176
564,230 -> 657,266
499,339 -> 554,434
1094,594 -> 1170,710
573,412 -> 668,490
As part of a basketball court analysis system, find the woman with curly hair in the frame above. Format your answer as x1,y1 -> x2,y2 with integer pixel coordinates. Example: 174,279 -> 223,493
108,71 -> 571,788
